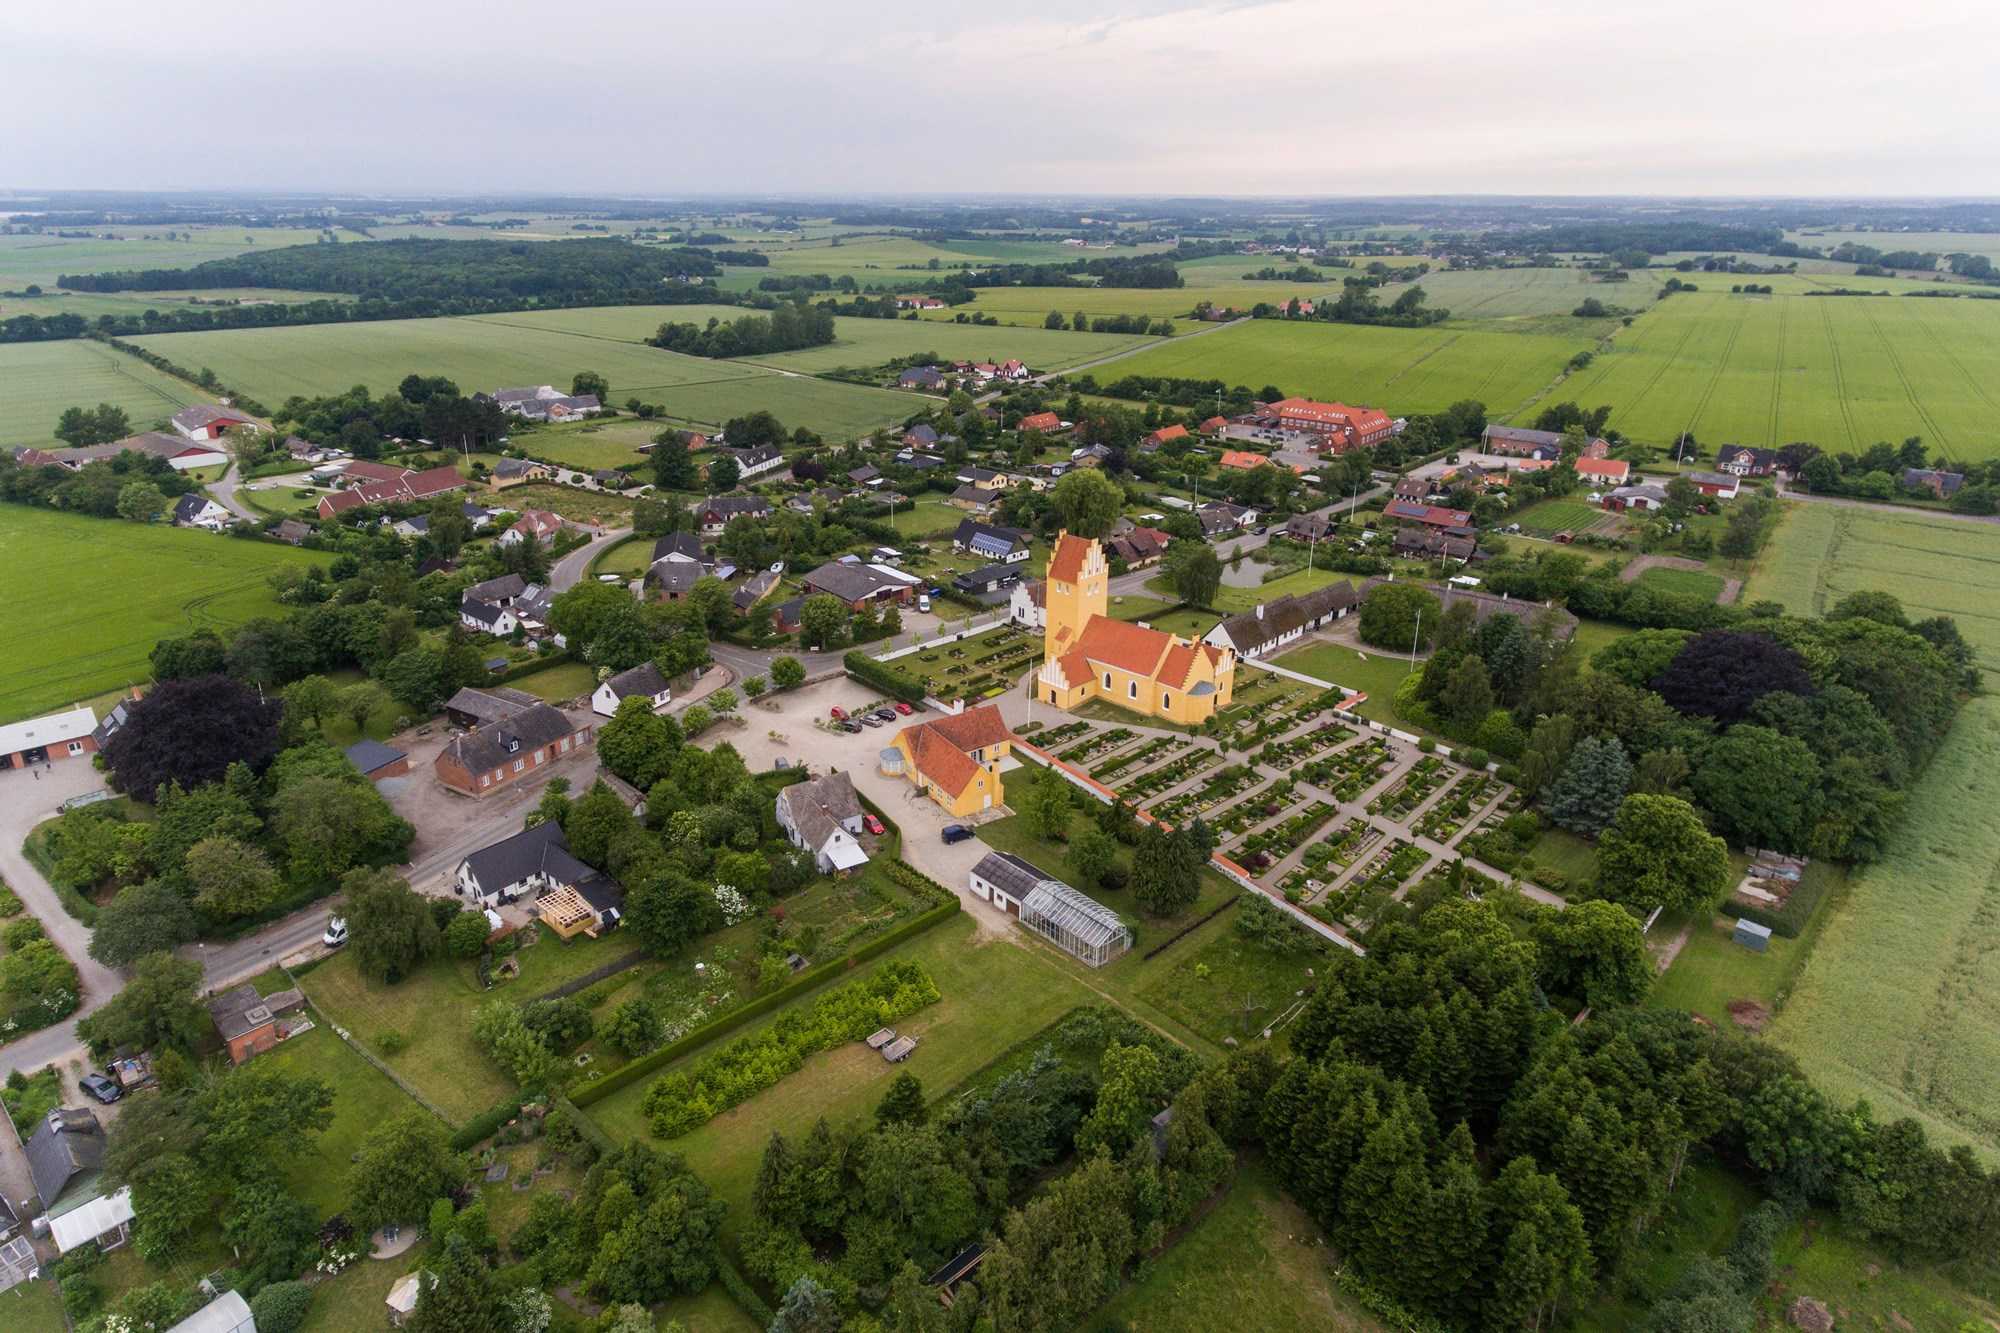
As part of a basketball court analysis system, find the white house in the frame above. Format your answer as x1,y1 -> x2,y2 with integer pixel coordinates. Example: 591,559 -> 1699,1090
459,599 -> 519,636
454,821 -> 597,907
774,772 -> 870,874
592,662 -> 673,718
1204,582 -> 1359,659
1009,578 -> 1047,631
172,493 -> 232,531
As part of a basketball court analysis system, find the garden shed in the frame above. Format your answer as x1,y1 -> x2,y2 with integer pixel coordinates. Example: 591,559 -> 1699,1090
1733,918 -> 1772,953
1020,879 -> 1133,968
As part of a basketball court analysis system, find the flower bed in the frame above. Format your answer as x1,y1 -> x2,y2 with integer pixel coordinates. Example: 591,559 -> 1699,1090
1257,718 -> 1357,768
1122,747 -> 1220,802
1412,774 -> 1502,844
638,960 -> 940,1138
1149,763 -> 1263,825
1315,840 -> 1430,929
1207,781 -> 1283,840
1238,799 -> 1338,860
1058,727 -> 1136,765
1366,757 -> 1451,820
1092,734 -> 1184,780
1277,818 -> 1375,899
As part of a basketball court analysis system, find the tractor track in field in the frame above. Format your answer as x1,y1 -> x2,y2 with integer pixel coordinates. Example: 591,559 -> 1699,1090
1606,305 -> 1704,432
1766,298 -> 1787,446
1819,300 -> 1861,452
1859,301 -> 1952,459
1383,333 -> 1461,386
1910,306 -> 2000,444
1676,309 -> 1743,447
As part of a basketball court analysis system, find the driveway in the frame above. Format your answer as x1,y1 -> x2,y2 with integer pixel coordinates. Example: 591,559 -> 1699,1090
207,461 -> 260,522
0,764 -> 127,1078
551,526 -> 633,591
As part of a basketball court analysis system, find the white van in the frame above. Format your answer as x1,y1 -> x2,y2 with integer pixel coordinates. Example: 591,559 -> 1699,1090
917,594 -> 931,613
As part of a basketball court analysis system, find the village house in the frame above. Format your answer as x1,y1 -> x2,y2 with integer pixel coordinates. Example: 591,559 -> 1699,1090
1392,475 -> 1431,502
697,495 -> 771,536
883,704 -> 1014,817
954,562 -> 1024,596
591,662 -> 673,717
1018,411 -> 1064,434
1903,467 -> 1965,499
490,458 -> 554,489
317,463 -> 465,519
968,852 -> 1132,967
1204,581 -> 1359,658
774,771 -> 870,874
1382,499 -> 1473,530
895,295 -> 946,310
800,560 -> 922,610
28,1108 -> 135,1255
459,573 -> 529,634
1038,533 -> 1235,724
1393,527 -> 1477,563
1199,415 -> 1229,435
1009,578 -> 1047,630
948,484 -> 996,514
1265,398 -> 1394,451
171,404 -> 258,441
956,465 -> 1009,491
1604,483 -> 1668,512
1573,456 -> 1632,487
903,423 -> 941,450
898,366 -> 946,391
207,982 -> 307,1064
1070,442 -> 1114,468
1218,449 -> 1270,471
1197,501 -> 1257,535
1144,423 -> 1189,449
172,493 -> 232,531
1104,524 -> 1170,568
0,705 -> 101,770
848,465 -> 883,487
1481,424 -> 1611,459
1715,445 -> 1782,477
952,519 -> 1031,563
443,684 -> 539,729
435,702 -> 590,798
270,518 -> 313,545
47,431 -> 231,472
1686,470 -> 1741,500
1285,512 -> 1334,543
728,444 -> 786,480
732,568 -> 781,612
500,508 -> 567,547
489,386 -> 603,422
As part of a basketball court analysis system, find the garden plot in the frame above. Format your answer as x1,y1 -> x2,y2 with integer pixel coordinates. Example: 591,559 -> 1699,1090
1412,772 -> 1509,844
1294,736 -> 1397,803
1278,818 -> 1380,900
1121,747 -> 1221,802
1367,757 -> 1453,821
1233,799 -> 1341,878
1150,763 -> 1264,825
1058,726 -> 1138,765
1317,841 -> 1432,930
1092,734 -> 1187,780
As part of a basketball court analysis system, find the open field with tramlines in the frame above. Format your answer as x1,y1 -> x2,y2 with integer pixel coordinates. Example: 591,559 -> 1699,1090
0,337 -> 209,444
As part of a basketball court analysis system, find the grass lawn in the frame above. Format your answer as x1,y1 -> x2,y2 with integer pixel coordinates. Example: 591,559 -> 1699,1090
0,505 -> 327,723
1135,903 -> 1326,1049
515,421 -> 654,470
1635,564 -> 1726,602
1098,1159 -> 1381,1332
589,533 -> 653,576
882,499 -> 966,539
1526,826 -> 1599,887
258,1023 -> 432,1216
582,915 -> 1105,1245
1571,1159 -> 1760,1332
1649,913 -> 1803,1030
0,1278 -> 64,1332
0,338 -> 207,445
1143,567 -> 1354,618
299,1241 -> 435,1333
509,661 -> 598,703
1268,643 -> 1440,739
1106,594 -> 1177,623
497,482 -> 632,525
1569,615 -> 1635,661
1514,498 -> 1604,537
1754,1215 -> 2000,1331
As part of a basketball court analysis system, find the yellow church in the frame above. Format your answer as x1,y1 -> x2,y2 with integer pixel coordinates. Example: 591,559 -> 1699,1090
1038,532 -> 1235,724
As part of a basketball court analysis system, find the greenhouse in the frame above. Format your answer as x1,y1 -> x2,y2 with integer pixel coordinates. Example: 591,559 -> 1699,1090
1020,878 -> 1133,968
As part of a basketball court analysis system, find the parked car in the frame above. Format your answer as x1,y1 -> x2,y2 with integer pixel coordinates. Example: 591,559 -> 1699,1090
79,1072 -> 122,1104
1254,524 -> 1268,535
830,706 -> 848,721
840,721 -> 863,734
859,715 -> 882,728
863,814 -> 886,836
941,824 -> 974,844
769,561 -> 785,573
894,701 -> 914,715
323,916 -> 348,948
917,594 -> 931,612
873,708 -> 897,722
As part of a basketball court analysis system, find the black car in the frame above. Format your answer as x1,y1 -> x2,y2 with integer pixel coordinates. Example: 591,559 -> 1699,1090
79,1072 -> 122,1104
941,824 -> 975,845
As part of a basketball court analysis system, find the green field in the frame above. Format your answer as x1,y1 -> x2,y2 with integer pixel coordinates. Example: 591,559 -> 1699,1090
0,506 -> 326,723
0,224 -> 329,288
1095,317 -> 1591,420
1513,498 -> 1604,536
1562,289 -> 2000,457
1744,502 -> 2000,1161
1633,564 -> 1726,602
127,313 -> 915,439
0,338 -> 210,443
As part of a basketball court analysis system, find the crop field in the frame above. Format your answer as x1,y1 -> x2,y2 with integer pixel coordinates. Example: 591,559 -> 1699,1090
127,312 -> 915,438
1745,503 -> 2000,674
0,506 -> 325,723
479,301 -> 1160,373
1561,290 -> 2000,457
1095,317 -> 1590,418
1512,498 -> 1606,537
916,284 -> 1225,330
0,338 -> 209,443
1784,229 -> 2000,263
0,224 -> 329,288
1633,565 -> 1725,602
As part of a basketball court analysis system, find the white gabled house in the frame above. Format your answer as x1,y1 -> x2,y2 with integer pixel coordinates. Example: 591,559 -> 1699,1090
592,662 -> 673,718
774,772 -> 870,874
171,494 -> 232,531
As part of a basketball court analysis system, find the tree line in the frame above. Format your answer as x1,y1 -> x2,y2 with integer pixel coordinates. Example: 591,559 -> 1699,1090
649,304 -> 836,359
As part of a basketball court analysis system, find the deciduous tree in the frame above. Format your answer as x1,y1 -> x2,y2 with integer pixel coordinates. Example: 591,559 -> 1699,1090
1051,467 -> 1123,537
342,867 -> 441,983
104,675 -> 284,801
1594,793 -> 1733,917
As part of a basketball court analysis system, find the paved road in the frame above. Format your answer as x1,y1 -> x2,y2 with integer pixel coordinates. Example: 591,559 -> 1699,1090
550,525 -> 633,591
0,765 -> 127,1078
207,460 -> 261,523
1774,481 -> 2000,526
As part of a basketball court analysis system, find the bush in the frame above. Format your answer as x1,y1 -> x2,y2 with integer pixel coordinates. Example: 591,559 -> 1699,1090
3,916 -> 44,950
375,1030 -> 410,1056
250,1280 -> 314,1333
1496,763 -> 1521,785
444,910 -> 491,959
1417,738 -> 1436,753
1456,747 -> 1490,771
0,887 -> 21,917
841,650 -> 927,703
448,1094 -> 531,1152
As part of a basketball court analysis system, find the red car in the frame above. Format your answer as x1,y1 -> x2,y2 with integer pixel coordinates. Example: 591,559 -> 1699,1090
863,814 -> 886,836
894,701 -> 914,715
830,706 -> 847,721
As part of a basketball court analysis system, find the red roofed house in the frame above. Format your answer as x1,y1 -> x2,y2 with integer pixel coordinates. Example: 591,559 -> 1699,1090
1218,450 -> 1269,471
1266,398 -> 1394,451
501,509 -> 566,547
885,705 -> 1015,817
1382,499 -> 1473,529
1199,416 -> 1229,435
1037,533 -> 1235,725
1574,457 -> 1631,486
1143,423 -> 1189,449
1018,411 -> 1064,434
316,463 -> 465,519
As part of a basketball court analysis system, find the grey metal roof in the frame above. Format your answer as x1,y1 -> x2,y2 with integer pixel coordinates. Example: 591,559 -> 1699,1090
802,561 -> 913,603
207,983 -> 276,1042
343,739 -> 406,774
465,573 -> 527,603
1021,879 -> 1129,949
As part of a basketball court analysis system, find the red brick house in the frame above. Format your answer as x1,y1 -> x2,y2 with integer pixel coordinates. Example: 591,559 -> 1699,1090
0,706 -> 100,769
1018,411 -> 1063,434
1266,398 -> 1393,451
207,983 -> 307,1064
317,464 -> 465,518
434,703 -> 590,798
1382,499 -> 1473,529
1144,424 -> 1189,448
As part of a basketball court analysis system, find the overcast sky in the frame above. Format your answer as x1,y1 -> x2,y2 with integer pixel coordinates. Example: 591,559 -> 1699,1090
11,0 -> 1999,197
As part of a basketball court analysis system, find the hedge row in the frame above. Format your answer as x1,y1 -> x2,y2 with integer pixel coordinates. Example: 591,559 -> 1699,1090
1727,864 -> 1833,939
551,1093 -> 616,1157
842,650 -> 927,704
717,1254 -> 775,1325
570,893 -> 960,1109
450,1093 -> 531,1151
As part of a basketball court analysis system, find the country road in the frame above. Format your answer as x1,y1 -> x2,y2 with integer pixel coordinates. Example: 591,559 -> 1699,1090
207,460 -> 261,523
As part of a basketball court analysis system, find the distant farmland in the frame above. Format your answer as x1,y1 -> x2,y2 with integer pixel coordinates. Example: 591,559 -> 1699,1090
0,506 -> 325,722
127,313 -> 916,439
0,339 -> 207,444
1563,290 -> 2000,458
1089,318 -> 1591,419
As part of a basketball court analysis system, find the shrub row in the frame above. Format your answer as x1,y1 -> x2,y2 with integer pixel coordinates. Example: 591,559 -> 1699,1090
551,1093 -> 616,1157
449,1094 -> 532,1151
569,893 -> 959,1108
1727,864 -> 1833,938
716,1254 -> 775,1326
639,960 -> 941,1137
842,650 -> 928,704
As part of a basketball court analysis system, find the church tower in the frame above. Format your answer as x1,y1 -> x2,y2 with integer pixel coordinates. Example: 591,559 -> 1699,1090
1043,531 -> 1108,655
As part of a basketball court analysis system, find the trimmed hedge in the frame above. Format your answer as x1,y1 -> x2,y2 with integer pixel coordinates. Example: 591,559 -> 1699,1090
1728,863 -> 1833,939
570,892 -> 959,1109
449,1093 -> 531,1151
842,650 -> 927,704
552,1093 -> 616,1157
717,1253 -> 775,1325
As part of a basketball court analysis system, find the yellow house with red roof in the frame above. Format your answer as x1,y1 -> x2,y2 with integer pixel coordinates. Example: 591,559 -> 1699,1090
1037,533 -> 1234,725
886,704 -> 1015,817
